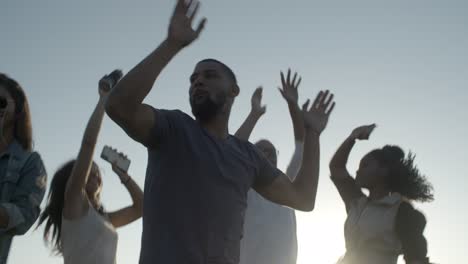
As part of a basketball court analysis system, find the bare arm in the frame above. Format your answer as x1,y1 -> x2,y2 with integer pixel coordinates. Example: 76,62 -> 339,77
329,125 -> 375,209
105,0 -> 206,148
234,87 -> 265,140
278,69 -> 304,142
255,90 -> 335,211
63,89 -> 108,219
279,70 -> 305,179
108,164 -> 143,228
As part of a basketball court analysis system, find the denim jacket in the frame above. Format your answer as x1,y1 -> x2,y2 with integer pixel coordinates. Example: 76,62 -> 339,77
0,141 -> 47,263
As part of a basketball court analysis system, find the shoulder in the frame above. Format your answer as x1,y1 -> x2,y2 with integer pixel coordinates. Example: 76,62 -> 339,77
230,136 -> 263,159
9,142 -> 44,173
397,201 -> 427,232
23,151 -> 46,170
155,109 -> 192,121
149,109 -> 197,144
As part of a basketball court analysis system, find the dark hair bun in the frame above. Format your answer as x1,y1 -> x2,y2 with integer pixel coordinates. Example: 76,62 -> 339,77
382,145 -> 405,161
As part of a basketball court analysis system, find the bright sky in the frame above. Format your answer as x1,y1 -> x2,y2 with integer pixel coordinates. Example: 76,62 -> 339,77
1,0 -> 467,263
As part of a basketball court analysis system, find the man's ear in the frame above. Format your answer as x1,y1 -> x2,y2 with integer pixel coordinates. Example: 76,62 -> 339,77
231,84 -> 240,97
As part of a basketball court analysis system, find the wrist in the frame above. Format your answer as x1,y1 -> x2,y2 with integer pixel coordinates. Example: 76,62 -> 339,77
287,101 -> 300,110
249,110 -> 263,119
345,136 -> 357,145
164,38 -> 185,52
304,127 -> 320,137
347,133 -> 357,142
121,176 -> 131,185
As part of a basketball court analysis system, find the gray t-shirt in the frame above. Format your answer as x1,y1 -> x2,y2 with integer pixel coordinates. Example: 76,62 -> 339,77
139,109 -> 281,264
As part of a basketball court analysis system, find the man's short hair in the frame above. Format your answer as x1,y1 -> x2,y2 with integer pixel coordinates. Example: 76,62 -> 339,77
198,59 -> 237,84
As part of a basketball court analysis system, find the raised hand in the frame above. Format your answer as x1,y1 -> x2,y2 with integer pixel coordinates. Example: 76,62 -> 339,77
251,86 -> 266,116
99,69 -> 123,98
301,90 -> 335,134
168,0 -> 207,48
278,69 -> 301,105
350,124 -> 376,140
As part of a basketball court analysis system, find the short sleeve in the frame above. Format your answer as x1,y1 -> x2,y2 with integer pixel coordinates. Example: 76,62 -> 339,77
396,202 -> 430,263
252,147 -> 282,188
150,109 -> 188,148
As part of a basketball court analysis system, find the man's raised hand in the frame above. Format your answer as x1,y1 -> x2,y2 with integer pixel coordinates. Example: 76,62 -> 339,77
301,90 -> 335,134
167,0 -> 207,48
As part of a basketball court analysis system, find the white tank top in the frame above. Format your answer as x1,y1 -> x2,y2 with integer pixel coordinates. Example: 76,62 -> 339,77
341,193 -> 403,264
61,205 -> 118,264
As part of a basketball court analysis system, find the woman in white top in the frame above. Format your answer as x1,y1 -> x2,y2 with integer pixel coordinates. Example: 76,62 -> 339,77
235,70 -> 307,264
38,70 -> 143,264
329,124 -> 433,264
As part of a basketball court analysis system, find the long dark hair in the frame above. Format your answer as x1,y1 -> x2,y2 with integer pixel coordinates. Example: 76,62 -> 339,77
38,160 -> 102,254
0,73 -> 33,151
368,145 -> 434,202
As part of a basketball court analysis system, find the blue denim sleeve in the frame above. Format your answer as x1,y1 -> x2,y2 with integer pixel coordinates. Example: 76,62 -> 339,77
0,152 -> 47,235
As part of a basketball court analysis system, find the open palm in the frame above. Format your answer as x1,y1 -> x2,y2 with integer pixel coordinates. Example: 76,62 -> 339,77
251,86 -> 266,116
278,69 -> 301,105
168,0 -> 207,48
302,90 -> 335,134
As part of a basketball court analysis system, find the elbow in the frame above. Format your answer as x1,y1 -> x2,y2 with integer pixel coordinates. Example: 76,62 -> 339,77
329,165 -> 344,178
329,161 -> 341,171
133,198 -> 144,216
135,202 -> 143,215
290,185 -> 316,212
300,200 -> 315,212
293,197 -> 316,212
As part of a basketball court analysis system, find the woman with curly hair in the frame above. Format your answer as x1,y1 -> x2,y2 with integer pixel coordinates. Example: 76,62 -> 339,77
329,124 -> 433,264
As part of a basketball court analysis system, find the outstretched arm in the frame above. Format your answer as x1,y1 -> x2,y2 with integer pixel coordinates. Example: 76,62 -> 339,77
255,89 -> 335,211
235,87 -> 266,141
108,162 -> 143,228
63,72 -> 119,220
278,70 -> 305,180
278,69 -> 305,142
105,0 -> 207,147
329,124 -> 375,210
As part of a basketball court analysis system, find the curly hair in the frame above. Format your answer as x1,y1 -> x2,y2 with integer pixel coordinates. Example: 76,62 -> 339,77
368,145 -> 434,202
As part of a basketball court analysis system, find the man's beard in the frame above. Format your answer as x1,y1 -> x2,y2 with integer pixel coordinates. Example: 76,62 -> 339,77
190,95 -> 226,123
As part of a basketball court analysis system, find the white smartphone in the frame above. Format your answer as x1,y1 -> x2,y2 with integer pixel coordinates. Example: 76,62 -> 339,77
100,145 -> 131,173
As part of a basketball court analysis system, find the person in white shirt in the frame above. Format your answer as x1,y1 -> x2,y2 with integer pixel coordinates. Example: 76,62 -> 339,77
235,70 -> 310,264
38,70 -> 143,264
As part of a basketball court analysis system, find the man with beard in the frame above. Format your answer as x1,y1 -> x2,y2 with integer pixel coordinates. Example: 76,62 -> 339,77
105,1 -> 335,264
